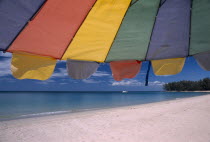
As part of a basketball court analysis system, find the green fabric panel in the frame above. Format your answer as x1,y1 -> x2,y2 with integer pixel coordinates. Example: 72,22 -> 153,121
190,0 -> 210,55
105,0 -> 160,62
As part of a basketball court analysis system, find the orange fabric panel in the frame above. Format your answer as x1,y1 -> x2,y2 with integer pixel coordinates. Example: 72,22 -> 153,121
8,0 -> 96,59
110,60 -> 141,81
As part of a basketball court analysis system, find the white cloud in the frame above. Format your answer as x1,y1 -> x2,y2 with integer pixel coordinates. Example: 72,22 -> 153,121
0,52 -> 12,57
35,68 -> 68,84
36,79 -> 56,85
139,71 -> 147,75
59,82 -> 68,85
111,80 -> 143,86
92,71 -> 110,77
57,60 -> 66,63
0,77 -> 16,82
82,79 -> 101,84
0,56 -> 11,76
50,68 -> 68,78
149,81 -> 165,86
111,80 -> 165,87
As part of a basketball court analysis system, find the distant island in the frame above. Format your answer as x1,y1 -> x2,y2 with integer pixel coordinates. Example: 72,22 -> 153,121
163,78 -> 210,91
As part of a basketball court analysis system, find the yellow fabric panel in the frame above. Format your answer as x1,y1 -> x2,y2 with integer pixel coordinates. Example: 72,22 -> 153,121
152,58 -> 185,76
11,52 -> 56,80
62,0 -> 131,62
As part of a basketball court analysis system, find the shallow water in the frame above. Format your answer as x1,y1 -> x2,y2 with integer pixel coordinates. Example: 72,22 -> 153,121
0,91 -> 208,121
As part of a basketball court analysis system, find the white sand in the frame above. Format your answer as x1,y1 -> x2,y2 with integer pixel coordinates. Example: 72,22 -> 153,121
1,95 -> 210,142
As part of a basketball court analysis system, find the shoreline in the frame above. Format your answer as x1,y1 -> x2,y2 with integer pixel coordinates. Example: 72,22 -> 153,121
1,93 -> 209,122
1,94 -> 210,142
1,90 -> 210,92
167,91 -> 210,92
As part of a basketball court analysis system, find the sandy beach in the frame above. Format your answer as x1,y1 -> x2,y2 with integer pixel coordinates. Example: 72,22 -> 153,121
0,94 -> 210,142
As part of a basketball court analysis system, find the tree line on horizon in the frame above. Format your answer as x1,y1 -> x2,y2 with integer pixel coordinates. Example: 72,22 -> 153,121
163,78 -> 210,91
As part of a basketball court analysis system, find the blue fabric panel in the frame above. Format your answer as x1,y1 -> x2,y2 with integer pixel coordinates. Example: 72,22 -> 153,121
146,0 -> 191,60
0,0 -> 45,51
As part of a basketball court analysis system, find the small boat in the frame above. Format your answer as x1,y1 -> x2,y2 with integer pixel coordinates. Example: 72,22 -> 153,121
122,91 -> 128,93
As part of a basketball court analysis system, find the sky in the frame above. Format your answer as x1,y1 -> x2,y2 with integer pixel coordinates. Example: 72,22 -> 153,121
1,52 -> 210,91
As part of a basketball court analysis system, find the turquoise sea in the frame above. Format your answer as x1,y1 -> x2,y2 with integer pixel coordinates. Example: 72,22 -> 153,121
0,91 -> 209,121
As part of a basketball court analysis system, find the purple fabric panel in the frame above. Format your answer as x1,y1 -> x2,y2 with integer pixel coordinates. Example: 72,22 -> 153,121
0,0 -> 45,51
146,0 -> 191,60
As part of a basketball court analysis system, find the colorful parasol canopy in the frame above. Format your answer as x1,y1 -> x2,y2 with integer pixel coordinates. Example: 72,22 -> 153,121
0,0 -> 210,82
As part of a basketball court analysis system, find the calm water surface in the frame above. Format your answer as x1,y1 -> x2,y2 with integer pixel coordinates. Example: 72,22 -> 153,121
0,91 -> 208,121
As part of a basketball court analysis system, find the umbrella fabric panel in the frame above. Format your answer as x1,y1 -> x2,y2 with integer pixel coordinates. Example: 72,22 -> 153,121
0,0 -> 45,51
8,0 -> 96,59
146,0 -> 191,60
110,60 -> 142,81
62,0 -> 131,62
152,58 -> 185,75
194,51 -> 210,71
66,59 -> 99,79
190,0 -> 210,55
106,0 -> 160,62
11,53 -> 56,80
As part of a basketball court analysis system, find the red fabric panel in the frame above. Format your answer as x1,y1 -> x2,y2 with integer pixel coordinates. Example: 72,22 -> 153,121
110,60 -> 142,81
8,0 -> 96,59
